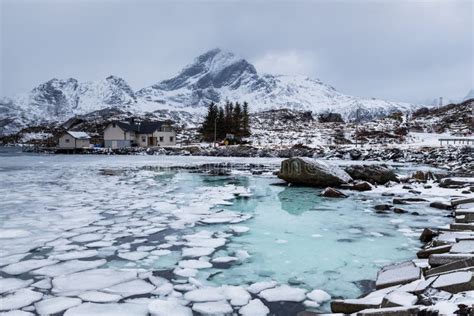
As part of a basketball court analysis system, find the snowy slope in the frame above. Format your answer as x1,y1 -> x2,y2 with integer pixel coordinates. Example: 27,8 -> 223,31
1,48 -> 420,136
136,48 -> 417,120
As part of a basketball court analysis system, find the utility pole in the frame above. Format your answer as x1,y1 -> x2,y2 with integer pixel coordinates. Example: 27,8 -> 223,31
214,117 -> 217,147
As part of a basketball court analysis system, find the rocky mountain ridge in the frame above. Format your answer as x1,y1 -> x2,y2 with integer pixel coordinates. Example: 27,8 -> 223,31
0,48 -> 446,136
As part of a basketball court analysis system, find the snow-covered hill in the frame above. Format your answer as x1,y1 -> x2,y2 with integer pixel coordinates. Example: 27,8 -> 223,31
1,48 -> 421,136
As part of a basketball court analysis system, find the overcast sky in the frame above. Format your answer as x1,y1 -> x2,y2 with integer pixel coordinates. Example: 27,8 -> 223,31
1,0 -> 473,103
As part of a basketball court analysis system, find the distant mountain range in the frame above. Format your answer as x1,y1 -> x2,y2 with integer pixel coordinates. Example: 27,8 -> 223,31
0,48 -> 458,136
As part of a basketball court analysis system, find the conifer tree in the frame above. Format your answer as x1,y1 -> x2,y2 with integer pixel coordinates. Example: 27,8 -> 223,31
242,101 -> 250,137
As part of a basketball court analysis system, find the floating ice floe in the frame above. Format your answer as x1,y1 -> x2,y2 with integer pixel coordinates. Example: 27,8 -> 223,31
63,302 -> 148,316
52,269 -> 137,293
182,247 -> 215,258
78,291 -> 122,303
178,259 -> 212,269
173,267 -> 198,278
222,285 -> 251,306
247,281 -> 278,294
148,300 -> 193,316
192,300 -> 233,315
239,298 -> 270,316
50,250 -> 98,261
2,259 -> 58,275
184,287 -> 226,302
35,297 -> 82,315
32,259 -> 106,277
259,285 -> 307,302
0,278 -> 33,295
118,251 -> 149,261
70,233 -> 104,243
211,256 -> 238,264
0,288 -> 43,311
103,279 -> 155,298
0,229 -> 31,239
306,289 -> 331,303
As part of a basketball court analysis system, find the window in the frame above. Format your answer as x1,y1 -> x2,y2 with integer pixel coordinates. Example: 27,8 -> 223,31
65,139 -> 70,143
170,136 -> 174,142
141,136 -> 146,142
159,136 -> 164,142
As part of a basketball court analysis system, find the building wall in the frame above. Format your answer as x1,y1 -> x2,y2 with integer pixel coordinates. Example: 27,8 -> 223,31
104,124 -> 136,148
104,140 -> 131,149
59,134 -> 90,148
153,130 -> 177,146
59,134 -> 76,148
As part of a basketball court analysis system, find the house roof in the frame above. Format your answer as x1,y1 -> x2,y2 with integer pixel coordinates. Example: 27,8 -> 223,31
67,131 -> 91,139
114,121 -> 170,134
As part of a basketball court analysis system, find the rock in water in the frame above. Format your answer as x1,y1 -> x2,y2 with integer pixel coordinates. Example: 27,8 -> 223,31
277,158 -> 352,187
351,181 -> 372,191
344,165 -> 398,184
321,187 -> 347,198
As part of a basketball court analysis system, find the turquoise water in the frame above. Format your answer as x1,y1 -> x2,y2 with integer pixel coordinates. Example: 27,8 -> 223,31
158,172 -> 450,300
0,150 -> 451,310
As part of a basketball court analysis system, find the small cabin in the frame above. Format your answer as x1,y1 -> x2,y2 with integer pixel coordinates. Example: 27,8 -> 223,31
58,131 -> 91,149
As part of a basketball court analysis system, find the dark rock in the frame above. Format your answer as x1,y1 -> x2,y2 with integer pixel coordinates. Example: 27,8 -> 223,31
393,208 -> 407,214
411,212 -> 420,216
402,185 -> 413,190
321,187 -> 347,198
440,178 -> 474,189
344,164 -> 398,185
429,201 -> 454,210
419,228 -> 439,243
351,181 -> 373,191
374,204 -> 392,211
277,157 -> 352,187
393,198 -> 408,205
416,244 -> 452,259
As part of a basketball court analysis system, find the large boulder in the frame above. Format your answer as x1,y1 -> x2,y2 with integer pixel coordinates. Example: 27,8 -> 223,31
344,164 -> 398,185
277,158 -> 352,187
321,187 -> 347,198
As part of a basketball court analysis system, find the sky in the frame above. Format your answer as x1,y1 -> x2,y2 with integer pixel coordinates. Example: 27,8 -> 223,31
1,0 -> 473,104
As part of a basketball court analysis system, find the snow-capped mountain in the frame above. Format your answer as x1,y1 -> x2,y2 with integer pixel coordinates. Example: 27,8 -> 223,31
1,48 -> 420,136
137,48 -> 417,120
463,89 -> 474,101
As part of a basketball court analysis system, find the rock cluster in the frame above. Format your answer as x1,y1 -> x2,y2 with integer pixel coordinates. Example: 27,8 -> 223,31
328,190 -> 474,315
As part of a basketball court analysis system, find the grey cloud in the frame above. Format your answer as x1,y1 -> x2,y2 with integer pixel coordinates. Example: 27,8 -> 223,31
1,0 -> 473,103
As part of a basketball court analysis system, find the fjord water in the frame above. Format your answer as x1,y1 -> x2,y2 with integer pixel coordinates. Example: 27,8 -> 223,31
0,150 -> 451,306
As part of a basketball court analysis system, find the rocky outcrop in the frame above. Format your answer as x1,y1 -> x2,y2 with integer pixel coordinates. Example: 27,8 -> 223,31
344,165 -> 398,185
277,158 -> 352,187
321,187 -> 347,198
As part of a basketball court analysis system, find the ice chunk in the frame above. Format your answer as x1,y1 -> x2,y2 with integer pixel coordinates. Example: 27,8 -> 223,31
35,297 -> 82,315
148,300 -> 193,316
2,259 -> 58,275
230,226 -> 250,234
52,269 -> 137,293
0,289 -> 43,311
117,251 -> 149,261
0,278 -> 33,294
78,291 -> 121,303
0,229 -> 31,239
247,281 -> 278,294
178,260 -> 212,269
103,279 -> 155,298
239,299 -> 269,316
383,291 -> 417,306
192,301 -> 233,315
32,259 -> 106,277
174,268 -> 198,278
63,302 -> 148,316
306,289 -> 331,303
211,256 -> 238,264
182,247 -> 215,258
222,285 -> 251,306
184,287 -> 226,302
50,250 -> 98,261
71,233 -> 104,243
0,311 -> 34,316
259,285 -> 307,302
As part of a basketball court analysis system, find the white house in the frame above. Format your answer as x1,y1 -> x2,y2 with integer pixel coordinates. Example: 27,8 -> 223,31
58,131 -> 91,149
103,120 -> 176,149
